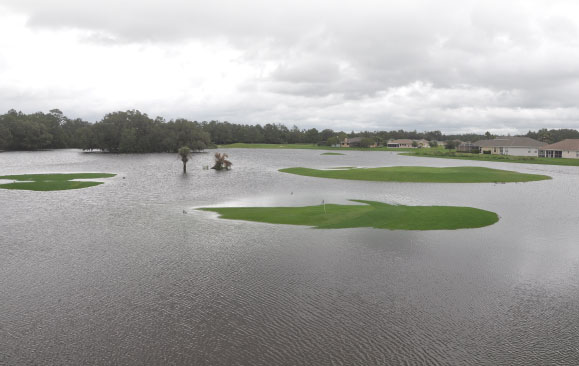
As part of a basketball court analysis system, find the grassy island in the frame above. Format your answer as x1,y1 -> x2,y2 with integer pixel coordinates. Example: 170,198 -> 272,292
200,200 -> 499,230
279,166 -> 550,183
0,173 -> 116,191
321,152 -> 345,155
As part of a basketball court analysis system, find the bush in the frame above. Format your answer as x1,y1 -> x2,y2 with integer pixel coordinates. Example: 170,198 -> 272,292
212,152 -> 232,170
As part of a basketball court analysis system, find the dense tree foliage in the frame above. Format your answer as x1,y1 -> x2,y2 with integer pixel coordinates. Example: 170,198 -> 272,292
525,128 -> 579,144
0,109 -> 89,150
2,109 -> 579,152
0,109 -> 210,153
83,111 -> 210,153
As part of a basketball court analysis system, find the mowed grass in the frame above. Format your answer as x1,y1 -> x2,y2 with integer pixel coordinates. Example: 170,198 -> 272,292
279,166 -> 550,183
200,200 -> 499,230
0,173 -> 116,191
219,143 -> 412,151
321,152 -> 345,155
403,149 -> 579,166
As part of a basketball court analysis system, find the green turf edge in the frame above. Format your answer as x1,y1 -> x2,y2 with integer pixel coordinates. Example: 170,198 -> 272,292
278,166 -> 550,183
0,173 -> 116,181
402,150 -> 579,167
0,173 -> 116,191
198,200 -> 499,231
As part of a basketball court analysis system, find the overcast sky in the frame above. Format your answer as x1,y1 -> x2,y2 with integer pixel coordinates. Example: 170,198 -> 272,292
1,0 -> 579,133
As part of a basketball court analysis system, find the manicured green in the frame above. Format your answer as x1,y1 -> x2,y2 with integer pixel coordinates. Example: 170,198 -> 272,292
200,200 -> 499,230
0,173 -> 116,191
403,149 -> 579,166
219,143 -> 412,151
279,166 -> 550,183
321,152 -> 345,155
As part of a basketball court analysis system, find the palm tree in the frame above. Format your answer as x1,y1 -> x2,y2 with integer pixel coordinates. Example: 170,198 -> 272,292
178,146 -> 191,173
211,152 -> 232,170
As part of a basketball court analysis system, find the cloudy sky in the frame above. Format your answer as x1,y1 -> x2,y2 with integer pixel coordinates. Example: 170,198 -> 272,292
1,0 -> 579,133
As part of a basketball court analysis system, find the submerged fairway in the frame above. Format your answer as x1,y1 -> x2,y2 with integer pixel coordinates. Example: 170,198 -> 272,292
220,143 -> 412,151
279,166 -> 550,183
200,200 -> 499,230
0,173 -> 116,191
4,150 -> 579,366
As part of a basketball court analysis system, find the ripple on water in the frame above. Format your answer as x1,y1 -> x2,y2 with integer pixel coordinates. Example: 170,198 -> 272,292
2,149 -> 579,365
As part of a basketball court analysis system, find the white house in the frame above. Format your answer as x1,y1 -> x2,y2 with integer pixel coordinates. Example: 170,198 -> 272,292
386,139 -> 414,148
416,139 -> 430,148
474,137 -> 545,157
539,139 -> 579,159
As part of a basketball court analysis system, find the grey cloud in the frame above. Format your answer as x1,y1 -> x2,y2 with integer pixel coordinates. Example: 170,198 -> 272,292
2,0 -> 579,132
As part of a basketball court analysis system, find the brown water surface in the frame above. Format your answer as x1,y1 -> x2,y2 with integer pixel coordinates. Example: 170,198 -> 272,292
1,149 -> 578,365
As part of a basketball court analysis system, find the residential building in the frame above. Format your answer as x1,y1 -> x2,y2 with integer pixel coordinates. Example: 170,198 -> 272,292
416,139 -> 430,148
539,139 -> 579,159
340,137 -> 377,148
474,137 -> 544,157
456,142 -> 479,153
386,139 -> 414,148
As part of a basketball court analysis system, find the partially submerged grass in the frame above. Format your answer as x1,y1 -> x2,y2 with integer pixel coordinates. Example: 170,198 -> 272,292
0,173 -> 116,191
279,166 -> 550,183
403,149 -> 579,166
219,143 -> 413,152
200,200 -> 499,230
321,152 -> 345,155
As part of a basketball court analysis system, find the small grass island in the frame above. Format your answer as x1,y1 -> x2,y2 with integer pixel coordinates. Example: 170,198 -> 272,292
321,152 -> 345,155
279,166 -> 550,183
0,173 -> 116,191
200,200 -> 499,230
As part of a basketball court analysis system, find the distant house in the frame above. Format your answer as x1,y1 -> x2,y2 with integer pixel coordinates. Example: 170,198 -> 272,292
539,139 -> 579,159
387,139 -> 414,148
416,139 -> 430,148
456,142 -> 479,153
340,137 -> 377,148
474,137 -> 544,157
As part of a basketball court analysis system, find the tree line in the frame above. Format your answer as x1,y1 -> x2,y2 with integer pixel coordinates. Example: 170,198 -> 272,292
0,109 -> 210,153
1,109 -> 578,152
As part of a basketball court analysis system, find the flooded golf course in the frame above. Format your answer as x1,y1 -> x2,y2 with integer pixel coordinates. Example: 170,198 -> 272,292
1,149 -> 579,365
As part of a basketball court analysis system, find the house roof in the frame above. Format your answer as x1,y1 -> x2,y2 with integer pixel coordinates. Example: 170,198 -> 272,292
346,137 -> 363,143
389,139 -> 413,144
474,137 -> 545,148
540,139 -> 579,151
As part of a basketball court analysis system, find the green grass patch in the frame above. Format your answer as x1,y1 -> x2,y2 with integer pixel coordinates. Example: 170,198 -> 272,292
321,152 -> 345,155
0,173 -> 116,191
219,143 -> 413,152
403,149 -> 579,166
200,200 -> 499,230
279,166 -> 550,183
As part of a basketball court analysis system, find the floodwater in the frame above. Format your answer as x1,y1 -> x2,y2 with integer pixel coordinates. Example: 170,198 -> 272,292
1,149 -> 579,365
